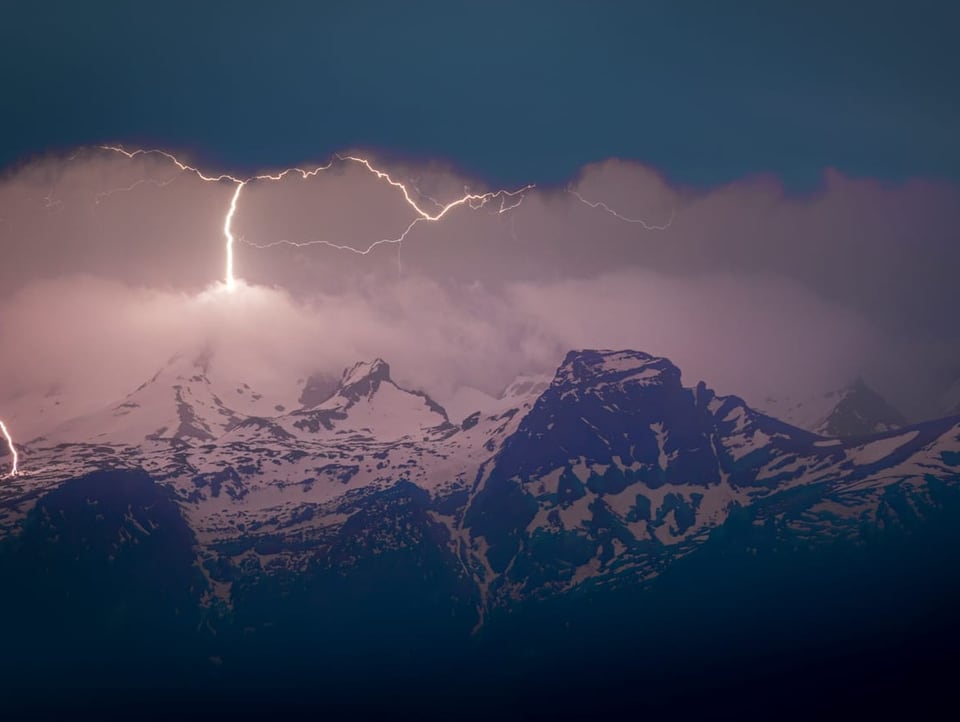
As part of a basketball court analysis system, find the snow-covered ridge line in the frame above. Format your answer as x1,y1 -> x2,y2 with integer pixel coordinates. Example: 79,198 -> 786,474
2,349 -> 959,613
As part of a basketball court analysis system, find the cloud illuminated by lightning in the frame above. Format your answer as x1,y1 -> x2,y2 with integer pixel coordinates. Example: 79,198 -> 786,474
239,184 -> 534,257
97,146 -> 539,288
0,420 -> 18,478
2,150 -> 674,479
94,175 -> 179,206
94,146 -> 673,288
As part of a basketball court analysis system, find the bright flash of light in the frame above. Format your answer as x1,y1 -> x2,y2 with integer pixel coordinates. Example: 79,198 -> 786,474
99,145 -> 247,289
0,420 -> 18,478
95,146 -> 672,286
224,182 -> 244,290
99,146 -> 538,288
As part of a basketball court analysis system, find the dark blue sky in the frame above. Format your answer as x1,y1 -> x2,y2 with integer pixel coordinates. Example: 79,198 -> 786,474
3,0 -> 958,188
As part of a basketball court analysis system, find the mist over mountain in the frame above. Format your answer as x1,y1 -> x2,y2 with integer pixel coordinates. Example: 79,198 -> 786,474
758,378 -> 907,438
2,151 -> 959,431
943,378 -> 960,417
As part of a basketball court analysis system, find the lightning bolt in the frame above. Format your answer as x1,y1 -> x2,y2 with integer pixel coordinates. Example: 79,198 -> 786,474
224,182 -> 244,290
2,150 -> 674,479
98,145 -> 246,289
240,185 -> 533,256
94,175 -> 179,206
568,189 -> 675,230
97,146 -> 537,288
0,420 -> 18,478
91,146 -> 674,288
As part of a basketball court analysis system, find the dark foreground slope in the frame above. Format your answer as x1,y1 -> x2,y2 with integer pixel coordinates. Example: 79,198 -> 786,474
3,479 -> 959,720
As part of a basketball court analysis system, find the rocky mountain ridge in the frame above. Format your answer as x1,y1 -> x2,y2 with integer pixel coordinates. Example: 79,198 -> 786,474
2,348 -> 958,620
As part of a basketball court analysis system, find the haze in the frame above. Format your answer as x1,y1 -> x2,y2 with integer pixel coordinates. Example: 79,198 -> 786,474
1,148 -> 958,436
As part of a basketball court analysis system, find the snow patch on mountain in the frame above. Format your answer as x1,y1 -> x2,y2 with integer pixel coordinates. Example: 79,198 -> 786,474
848,430 -> 920,465
4,348 -> 960,618
757,389 -> 845,431
38,352 -> 301,446
759,379 -> 906,438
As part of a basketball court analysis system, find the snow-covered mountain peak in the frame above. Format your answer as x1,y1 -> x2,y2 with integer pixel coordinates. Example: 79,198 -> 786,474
554,349 -> 680,393
47,365 -> 236,446
813,378 -> 906,437
148,348 -> 214,382
757,377 -> 906,438
282,359 -> 452,440
40,351 -> 295,446
145,352 -> 293,418
336,358 -> 393,403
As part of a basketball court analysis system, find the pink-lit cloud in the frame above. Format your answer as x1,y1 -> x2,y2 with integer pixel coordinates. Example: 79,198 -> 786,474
1,150 -> 958,435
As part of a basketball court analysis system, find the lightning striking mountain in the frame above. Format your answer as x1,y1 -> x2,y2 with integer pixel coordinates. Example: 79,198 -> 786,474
0,420 -> 17,477
5,146 -> 677,477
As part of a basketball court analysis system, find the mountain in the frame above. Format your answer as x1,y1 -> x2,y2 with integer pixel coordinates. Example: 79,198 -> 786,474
0,355 -> 335,446
444,373 -> 551,425
280,358 -> 453,440
812,377 -> 907,436
296,370 -> 340,409
2,349 -> 959,715
5,348 -> 958,591
758,377 -> 906,437
14,352 -> 294,448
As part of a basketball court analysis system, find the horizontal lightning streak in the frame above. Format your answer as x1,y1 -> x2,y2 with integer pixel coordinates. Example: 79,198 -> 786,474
99,146 -> 243,183
94,176 -> 179,206
568,189 -> 675,230
95,146 -> 673,289
240,186 -> 533,256
99,146 -> 538,285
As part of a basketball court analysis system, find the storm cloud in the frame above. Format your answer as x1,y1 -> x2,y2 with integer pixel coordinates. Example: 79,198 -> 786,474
1,148 -> 957,435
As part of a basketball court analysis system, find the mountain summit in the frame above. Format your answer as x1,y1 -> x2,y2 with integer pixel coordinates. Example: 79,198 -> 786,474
44,353 -> 267,446
759,378 -> 906,438
813,377 -> 907,437
283,358 -> 451,440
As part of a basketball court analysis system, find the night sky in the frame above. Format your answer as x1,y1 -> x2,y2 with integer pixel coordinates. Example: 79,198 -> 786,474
3,0 -> 958,188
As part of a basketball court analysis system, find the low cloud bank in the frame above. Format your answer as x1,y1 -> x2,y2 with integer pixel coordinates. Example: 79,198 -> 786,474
2,149 -> 957,431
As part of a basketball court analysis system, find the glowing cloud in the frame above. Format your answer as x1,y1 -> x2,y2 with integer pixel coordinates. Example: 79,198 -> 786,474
98,146 -> 546,288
